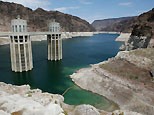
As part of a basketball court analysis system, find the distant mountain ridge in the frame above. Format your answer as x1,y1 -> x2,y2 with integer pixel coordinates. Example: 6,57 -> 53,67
92,16 -> 137,32
0,1 -> 95,32
92,8 -> 154,38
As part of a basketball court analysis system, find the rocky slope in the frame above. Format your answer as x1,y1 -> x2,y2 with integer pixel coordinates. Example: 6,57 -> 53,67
0,1 -> 95,32
0,82 -> 143,115
0,82 -> 103,115
117,8 -> 154,50
131,8 -> 154,37
92,17 -> 137,32
125,8 -> 154,50
71,48 -> 154,115
0,82 -> 65,115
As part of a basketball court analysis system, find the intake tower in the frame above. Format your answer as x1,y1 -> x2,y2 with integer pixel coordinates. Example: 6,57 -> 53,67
10,16 -> 33,72
47,20 -> 62,61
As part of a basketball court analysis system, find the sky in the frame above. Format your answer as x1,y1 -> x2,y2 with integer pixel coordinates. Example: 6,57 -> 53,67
2,0 -> 154,23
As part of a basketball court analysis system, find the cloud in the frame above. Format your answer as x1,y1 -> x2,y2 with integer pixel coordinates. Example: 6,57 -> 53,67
2,0 -> 51,10
54,6 -> 80,12
79,0 -> 92,5
119,2 -> 132,6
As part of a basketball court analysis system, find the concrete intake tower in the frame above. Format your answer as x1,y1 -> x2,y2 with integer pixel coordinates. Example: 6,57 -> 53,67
9,16 -> 33,72
0,17 -> 63,72
47,20 -> 62,61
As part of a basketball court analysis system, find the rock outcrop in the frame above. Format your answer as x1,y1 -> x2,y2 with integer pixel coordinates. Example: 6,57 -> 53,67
0,82 -> 106,115
108,110 -> 142,115
0,1 -> 95,32
0,82 -> 65,115
0,78 -> 147,115
120,36 -> 151,51
71,105 -> 100,115
93,8 -> 154,50
115,33 -> 131,42
118,8 -> 154,50
131,8 -> 154,38
70,48 -> 154,115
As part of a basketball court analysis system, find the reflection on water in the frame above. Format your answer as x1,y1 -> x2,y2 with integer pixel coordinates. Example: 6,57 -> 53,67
12,71 -> 33,86
46,60 -> 66,94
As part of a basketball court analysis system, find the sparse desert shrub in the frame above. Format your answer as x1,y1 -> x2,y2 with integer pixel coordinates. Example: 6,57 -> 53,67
55,100 -> 58,104
28,94 -> 32,97
62,110 -> 68,115
135,76 -> 139,79
11,110 -> 23,115
119,112 -> 124,115
51,95 -> 53,99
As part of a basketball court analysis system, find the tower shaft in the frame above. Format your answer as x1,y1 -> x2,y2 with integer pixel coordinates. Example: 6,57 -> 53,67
10,17 -> 33,72
47,34 -> 62,61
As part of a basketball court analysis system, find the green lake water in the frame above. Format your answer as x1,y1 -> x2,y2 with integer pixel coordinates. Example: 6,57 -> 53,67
0,33 -> 121,111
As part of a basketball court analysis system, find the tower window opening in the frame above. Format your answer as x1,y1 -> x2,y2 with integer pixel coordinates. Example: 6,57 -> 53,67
19,36 -> 23,42
25,26 -> 27,32
14,36 -> 18,42
56,34 -> 58,39
19,25 -> 22,32
15,25 -> 18,32
12,26 -> 14,32
23,25 -> 25,32
10,36 -> 13,42
25,36 -> 28,42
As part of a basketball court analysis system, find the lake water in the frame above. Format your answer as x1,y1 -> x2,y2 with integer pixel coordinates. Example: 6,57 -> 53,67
0,33 -> 121,111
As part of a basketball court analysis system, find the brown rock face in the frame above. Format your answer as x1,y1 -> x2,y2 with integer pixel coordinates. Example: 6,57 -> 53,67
131,8 -> 154,38
0,1 -> 95,32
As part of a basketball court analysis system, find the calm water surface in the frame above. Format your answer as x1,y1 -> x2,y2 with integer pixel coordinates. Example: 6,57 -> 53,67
0,34 -> 121,111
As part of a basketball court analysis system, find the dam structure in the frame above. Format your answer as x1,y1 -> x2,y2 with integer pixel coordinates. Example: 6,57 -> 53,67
0,17 -> 63,72
10,16 -> 33,72
47,20 -> 62,61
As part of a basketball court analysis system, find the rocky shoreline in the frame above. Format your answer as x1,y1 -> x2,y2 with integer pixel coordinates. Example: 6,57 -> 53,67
0,37 -> 154,115
115,33 -> 131,42
0,82 -> 143,115
0,33 -> 153,115
119,36 -> 153,51
62,32 -> 94,39
0,82 -> 104,115
70,48 -> 154,115
0,32 -> 94,45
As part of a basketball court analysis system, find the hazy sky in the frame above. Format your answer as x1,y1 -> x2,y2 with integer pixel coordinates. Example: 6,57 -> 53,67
2,0 -> 154,23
